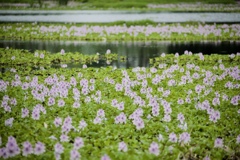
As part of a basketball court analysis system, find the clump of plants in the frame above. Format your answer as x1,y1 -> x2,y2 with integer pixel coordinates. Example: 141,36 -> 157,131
0,49 -> 239,159
1,23 -> 239,41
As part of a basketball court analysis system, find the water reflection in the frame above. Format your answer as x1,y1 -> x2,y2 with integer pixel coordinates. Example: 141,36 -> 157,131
1,11 -> 240,23
0,40 -> 239,68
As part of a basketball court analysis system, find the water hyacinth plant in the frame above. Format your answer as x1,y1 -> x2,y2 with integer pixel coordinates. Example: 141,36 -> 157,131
0,48 -> 240,159
0,22 -> 240,41
0,48 -> 119,67
147,3 -> 240,12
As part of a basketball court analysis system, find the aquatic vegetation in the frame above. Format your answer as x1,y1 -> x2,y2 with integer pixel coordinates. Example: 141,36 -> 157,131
150,51 -> 240,67
147,3 -> 240,12
0,48 -> 119,67
0,48 -> 239,159
0,23 -> 239,41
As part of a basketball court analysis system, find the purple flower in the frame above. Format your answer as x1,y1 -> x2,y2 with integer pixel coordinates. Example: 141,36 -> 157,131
79,120 -> 87,129
70,77 -> 77,86
10,98 -> 17,106
177,98 -> 184,105
152,106 -> 159,117
231,96 -> 239,106
81,87 -> 89,95
54,152 -> 61,160
209,110 -> 220,123
61,122 -> 72,133
162,114 -> 171,122
177,113 -> 185,124
54,143 -> 64,154
106,49 -> 111,54
150,67 -> 157,73
97,109 -> 105,118
212,97 -> 220,106
73,101 -> 80,108
115,83 -> 123,91
74,137 -> 84,150
60,49 -> 65,55
133,117 -> 145,130
161,52 -> 165,57
115,112 -> 127,124
93,116 -> 102,124
89,85 -> 95,91
22,141 -> 33,156
118,141 -> 128,152
214,138 -> 223,148
111,99 -> 118,107
48,97 -> 55,106
168,79 -> 176,86
1,147 -> 9,159
34,141 -> 45,155
5,118 -> 14,127
203,155 -> 211,160
32,110 -> 40,120
185,97 -> 191,104
60,134 -> 69,142
22,108 -> 29,118
54,117 -> 62,127
6,136 -> 20,158
169,132 -> 178,143
149,142 -> 159,156
70,149 -> 80,160
40,53 -> 44,59
163,106 -> 172,114
3,105 -> 11,112
90,79 -> 95,84
82,64 -> 87,68
84,96 -> 91,103
117,102 -> 124,111
195,84 -> 202,94
101,154 -> 111,160
58,99 -> 65,107
179,132 -> 191,144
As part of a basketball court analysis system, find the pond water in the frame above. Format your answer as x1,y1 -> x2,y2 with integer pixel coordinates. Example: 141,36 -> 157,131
0,10 -> 240,23
1,40 -> 239,68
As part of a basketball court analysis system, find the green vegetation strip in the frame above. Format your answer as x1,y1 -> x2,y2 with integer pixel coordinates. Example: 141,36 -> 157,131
0,48 -> 119,67
1,22 -> 240,41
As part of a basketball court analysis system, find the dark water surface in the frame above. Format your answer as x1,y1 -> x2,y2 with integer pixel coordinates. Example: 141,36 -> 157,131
0,40 -> 239,68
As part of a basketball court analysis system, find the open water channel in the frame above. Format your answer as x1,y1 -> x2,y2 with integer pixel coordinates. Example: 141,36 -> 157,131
1,40 -> 239,68
0,10 -> 239,68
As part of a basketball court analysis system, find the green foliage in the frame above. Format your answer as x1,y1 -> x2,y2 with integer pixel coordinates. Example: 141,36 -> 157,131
0,48 -> 121,67
58,0 -> 69,5
0,48 -> 239,159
